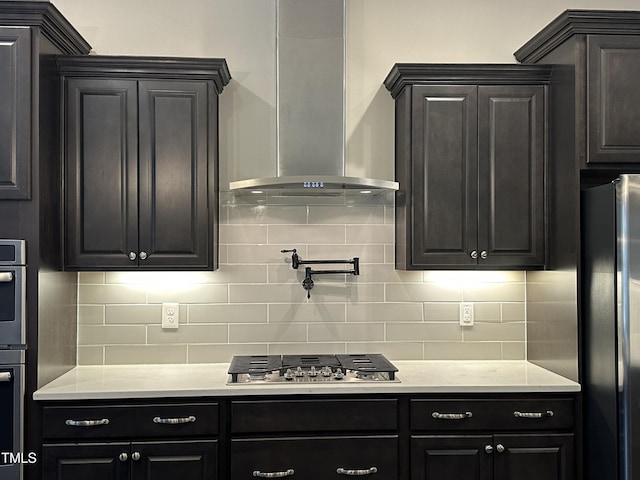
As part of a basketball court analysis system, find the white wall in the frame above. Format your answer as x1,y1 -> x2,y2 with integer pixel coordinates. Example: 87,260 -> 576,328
52,0 -> 640,188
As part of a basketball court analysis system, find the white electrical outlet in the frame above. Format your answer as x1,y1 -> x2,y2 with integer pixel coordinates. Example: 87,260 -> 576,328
459,302 -> 474,327
162,302 -> 179,329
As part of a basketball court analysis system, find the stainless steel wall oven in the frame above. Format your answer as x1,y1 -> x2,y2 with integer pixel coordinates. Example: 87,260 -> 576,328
0,240 -> 26,480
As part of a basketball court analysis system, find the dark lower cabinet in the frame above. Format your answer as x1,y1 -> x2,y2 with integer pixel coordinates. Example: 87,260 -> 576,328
42,440 -> 217,480
39,394 -> 578,480
231,436 -> 398,479
411,433 -> 574,480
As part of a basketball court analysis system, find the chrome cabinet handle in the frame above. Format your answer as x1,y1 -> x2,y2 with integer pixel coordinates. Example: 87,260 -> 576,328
128,252 -> 137,261
337,467 -> 378,475
119,452 -> 128,462
153,415 -> 196,424
514,410 -> 554,418
0,372 -> 12,382
139,251 -> 148,260
470,250 -> 478,259
65,418 -> 110,427
432,411 -> 473,420
496,444 -> 505,453
480,250 -> 488,259
253,469 -> 295,478
0,272 -> 14,282
485,445 -> 493,454
131,452 -> 141,461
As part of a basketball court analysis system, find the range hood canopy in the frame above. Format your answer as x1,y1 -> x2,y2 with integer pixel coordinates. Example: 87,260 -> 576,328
229,0 -> 398,196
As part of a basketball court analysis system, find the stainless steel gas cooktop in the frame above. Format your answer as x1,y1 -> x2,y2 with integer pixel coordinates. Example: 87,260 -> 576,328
227,354 -> 399,384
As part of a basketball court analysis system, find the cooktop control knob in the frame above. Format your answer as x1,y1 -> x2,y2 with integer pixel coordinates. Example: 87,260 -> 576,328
321,366 -> 332,377
284,368 -> 294,380
308,366 -> 318,377
294,366 -> 304,377
334,368 -> 344,380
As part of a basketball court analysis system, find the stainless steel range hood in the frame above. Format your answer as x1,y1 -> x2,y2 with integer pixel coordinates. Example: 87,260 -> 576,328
229,0 -> 398,196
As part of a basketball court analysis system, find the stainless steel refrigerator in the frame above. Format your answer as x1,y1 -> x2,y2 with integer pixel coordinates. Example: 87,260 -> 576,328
582,174 -> 640,480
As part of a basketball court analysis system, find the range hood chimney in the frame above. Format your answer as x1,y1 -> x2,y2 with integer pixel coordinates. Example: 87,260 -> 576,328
229,0 -> 398,195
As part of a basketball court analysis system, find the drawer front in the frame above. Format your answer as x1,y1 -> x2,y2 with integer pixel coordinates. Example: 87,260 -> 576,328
231,399 -> 397,434
231,436 -> 398,480
411,398 -> 574,431
43,403 -> 219,440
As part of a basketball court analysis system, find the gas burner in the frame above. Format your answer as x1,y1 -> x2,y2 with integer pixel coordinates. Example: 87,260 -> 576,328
227,354 -> 399,384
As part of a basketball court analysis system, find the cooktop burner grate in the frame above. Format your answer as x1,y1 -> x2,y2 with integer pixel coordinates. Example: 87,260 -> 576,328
227,353 -> 399,384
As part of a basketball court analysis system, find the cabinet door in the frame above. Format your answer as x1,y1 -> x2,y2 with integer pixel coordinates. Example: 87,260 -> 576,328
65,78 -> 139,269
411,435 -> 493,480
588,35 -> 640,165
493,434 -> 574,480
138,80 -> 212,269
477,86 -> 545,268
231,436 -> 398,479
410,85 -> 478,267
0,27 -> 31,200
131,440 -> 217,480
42,442 -> 130,480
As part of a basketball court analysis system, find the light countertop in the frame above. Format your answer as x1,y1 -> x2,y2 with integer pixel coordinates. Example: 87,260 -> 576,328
33,360 -> 580,401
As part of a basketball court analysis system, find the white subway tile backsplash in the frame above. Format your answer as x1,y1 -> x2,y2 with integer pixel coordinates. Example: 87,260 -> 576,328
79,325 -> 147,345
346,303 -> 422,322
308,323 -> 385,342
76,195 -> 530,365
346,224 -> 394,244
105,345 -> 187,364
147,324 -> 228,344
308,205 -> 385,224
229,323 -> 308,343
268,225 -> 346,245
269,303 -> 346,323
386,323 -> 463,342
308,245 -> 385,264
386,283 -> 463,303
189,304 -> 267,324
105,305 -> 164,325
147,284 -> 228,304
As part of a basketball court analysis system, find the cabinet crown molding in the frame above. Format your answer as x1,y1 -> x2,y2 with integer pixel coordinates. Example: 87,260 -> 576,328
57,56 -> 232,94
0,1 -> 91,54
515,9 -> 640,63
384,63 -> 551,99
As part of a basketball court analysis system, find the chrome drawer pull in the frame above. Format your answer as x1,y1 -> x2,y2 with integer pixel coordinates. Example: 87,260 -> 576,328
0,372 -> 11,382
337,467 -> 378,476
253,469 -> 295,478
0,272 -> 14,282
153,415 -> 196,425
65,418 -> 110,427
432,411 -> 473,420
513,410 -> 554,419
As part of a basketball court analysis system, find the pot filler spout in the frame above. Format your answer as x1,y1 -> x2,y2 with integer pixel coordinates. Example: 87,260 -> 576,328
228,0 -> 398,196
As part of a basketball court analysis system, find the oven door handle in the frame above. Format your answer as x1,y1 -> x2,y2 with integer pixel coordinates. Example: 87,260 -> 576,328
0,272 -> 14,283
0,372 -> 11,382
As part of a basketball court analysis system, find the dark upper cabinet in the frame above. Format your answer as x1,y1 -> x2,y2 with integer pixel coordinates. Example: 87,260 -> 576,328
59,56 -> 230,270
0,27 -> 30,199
385,65 -> 549,270
515,10 -> 640,171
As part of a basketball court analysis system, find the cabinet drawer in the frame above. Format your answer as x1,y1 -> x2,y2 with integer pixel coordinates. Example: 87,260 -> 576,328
411,398 -> 574,431
43,403 -> 219,440
231,399 -> 397,434
231,436 -> 398,480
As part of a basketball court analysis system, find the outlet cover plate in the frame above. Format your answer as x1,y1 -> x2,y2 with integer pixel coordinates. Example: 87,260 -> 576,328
162,302 -> 179,329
